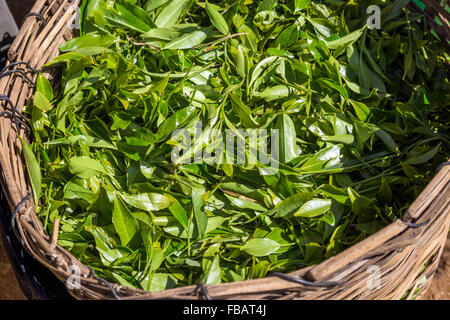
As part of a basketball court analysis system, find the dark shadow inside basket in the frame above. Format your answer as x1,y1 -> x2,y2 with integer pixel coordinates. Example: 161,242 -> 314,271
0,186 -> 74,299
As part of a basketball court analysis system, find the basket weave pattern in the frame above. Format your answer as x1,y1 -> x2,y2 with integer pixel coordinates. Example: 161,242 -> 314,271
0,0 -> 449,300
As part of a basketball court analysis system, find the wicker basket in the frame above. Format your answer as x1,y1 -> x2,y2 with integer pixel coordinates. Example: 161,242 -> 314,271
0,0 -> 449,300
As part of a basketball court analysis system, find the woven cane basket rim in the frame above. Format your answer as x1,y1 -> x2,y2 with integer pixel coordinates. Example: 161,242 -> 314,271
0,0 -> 449,300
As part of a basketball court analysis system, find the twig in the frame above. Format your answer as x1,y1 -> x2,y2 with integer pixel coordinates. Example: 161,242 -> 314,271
194,33 -> 249,51
130,38 -> 161,53
219,188 -> 261,204
50,218 -> 60,252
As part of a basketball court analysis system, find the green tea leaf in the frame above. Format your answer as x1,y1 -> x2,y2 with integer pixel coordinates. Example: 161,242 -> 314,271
121,193 -> 173,212
230,94 -> 259,128
205,1 -> 229,35
168,197 -> 189,228
300,145 -> 343,172
68,156 -> 107,178
34,91 -> 53,111
144,0 -> 170,12
203,254 -> 221,284
192,191 -> 208,237
276,114 -> 298,163
112,197 -> 139,246
102,5 -> 151,33
256,85 -> 294,102
241,238 -> 281,257
325,28 -> 363,50
19,137 -> 42,204
294,199 -> 332,217
404,144 -> 440,165
373,129 -> 399,154
155,0 -> 189,28
266,192 -> 314,218
59,34 -> 115,52
377,177 -> 392,203
164,30 -> 208,49
295,0 -> 311,12
36,74 -> 53,101
349,100 -> 371,122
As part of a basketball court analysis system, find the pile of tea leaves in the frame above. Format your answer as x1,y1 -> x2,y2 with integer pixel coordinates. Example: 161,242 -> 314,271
22,0 -> 449,291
